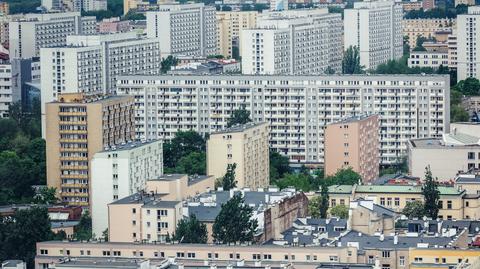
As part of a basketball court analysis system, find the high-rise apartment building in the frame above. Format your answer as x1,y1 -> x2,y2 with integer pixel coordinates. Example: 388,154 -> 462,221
457,6 -> 480,80
324,115 -> 380,183
216,11 -> 257,58
8,12 -> 97,59
116,74 -> 450,165
42,0 -> 106,12
91,140 -> 163,237
344,0 -> 403,70
241,9 -> 343,74
207,122 -> 270,190
146,3 -> 217,57
0,1 -> 8,15
40,32 -> 161,137
45,93 -> 135,207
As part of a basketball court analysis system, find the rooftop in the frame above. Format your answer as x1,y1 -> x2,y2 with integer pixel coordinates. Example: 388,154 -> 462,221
328,114 -> 378,125
55,259 -> 149,268
456,174 -> 480,184
109,193 -> 180,208
329,185 -> 464,195
99,139 -> 160,153
211,122 -> 267,135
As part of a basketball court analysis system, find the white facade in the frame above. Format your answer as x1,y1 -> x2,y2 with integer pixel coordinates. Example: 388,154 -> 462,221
116,74 -> 450,165
408,51 -> 449,68
344,0 -> 403,70
270,0 -> 288,11
91,140 -> 163,237
457,6 -> 480,80
40,32 -> 162,137
42,0 -> 105,12
146,3 -> 217,57
0,63 -> 12,118
8,12 -> 97,59
241,9 -> 343,75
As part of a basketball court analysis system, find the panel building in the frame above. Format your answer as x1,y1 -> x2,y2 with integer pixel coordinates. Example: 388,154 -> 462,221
45,93 -> 135,207
241,9 -> 343,75
91,140 -> 163,237
344,0 -> 403,70
207,122 -> 270,190
8,12 -> 97,59
116,74 -> 450,165
324,115 -> 380,183
457,6 -> 480,80
216,11 -> 257,58
146,3 -> 217,57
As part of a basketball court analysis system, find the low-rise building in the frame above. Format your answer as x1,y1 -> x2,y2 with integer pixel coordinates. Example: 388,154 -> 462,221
403,19 -> 455,50
1,260 -> 26,269
324,115 -> 379,183
207,122 -> 270,190
408,42 -> 449,69
462,96 -> 480,119
400,1 -> 423,12
91,140 -> 163,237
168,60 -> 241,75
408,123 -> 480,182
98,17 -> 132,33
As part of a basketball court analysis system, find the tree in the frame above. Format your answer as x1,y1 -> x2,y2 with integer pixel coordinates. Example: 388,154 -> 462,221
166,151 -> 207,175
269,150 -> 291,182
451,105 -> 469,122
275,173 -> 312,192
74,211 -> 92,241
309,184 -> 329,218
330,205 -> 349,219
221,163 -> 237,191
226,106 -> 252,128
34,187 -> 58,204
52,230 -> 67,240
402,200 -> 425,219
212,193 -> 258,244
422,166 -> 440,219
102,229 -> 109,241
0,207 -> 53,268
174,215 -> 208,243
163,131 -> 206,168
161,56 -> 179,73
324,168 -> 362,186
123,11 -> 146,20
308,196 -> 322,218
342,46 -> 363,74
455,78 -> 480,96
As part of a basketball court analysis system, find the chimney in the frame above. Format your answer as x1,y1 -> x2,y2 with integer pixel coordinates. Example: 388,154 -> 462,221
265,194 -> 270,203
229,188 -> 234,198
379,234 -> 384,241
394,234 -> 398,245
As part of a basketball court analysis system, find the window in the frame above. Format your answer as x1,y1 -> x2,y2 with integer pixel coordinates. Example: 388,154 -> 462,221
414,257 -> 423,262
447,200 -> 452,209
468,152 -> 475,159
132,208 -> 136,214
442,258 -> 446,263
394,198 -> 400,206
252,254 -> 261,260
329,256 -> 338,262
177,252 -> 185,258
264,254 -> 272,260
382,251 -> 390,258
40,249 -> 48,255
368,256 -> 375,264
439,201 -> 443,209
284,255 -> 289,260
387,198 -> 392,206
400,256 -> 405,266
380,198 -> 386,206
102,251 -> 111,256
466,201 -> 470,207
113,251 -> 121,256
435,258 -> 439,263
331,199 -> 336,206
187,253 -> 195,258
382,265 -> 390,269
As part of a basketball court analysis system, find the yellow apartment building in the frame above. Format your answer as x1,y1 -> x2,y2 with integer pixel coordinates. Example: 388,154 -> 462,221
46,93 -> 135,207
207,122 -> 270,190
217,11 -> 257,58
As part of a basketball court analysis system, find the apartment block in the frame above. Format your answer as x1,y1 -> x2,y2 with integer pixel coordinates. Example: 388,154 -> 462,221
0,1 -> 8,15
457,6 -> 480,80
45,93 -> 135,207
408,43 -> 450,69
98,17 -> 132,33
207,122 -> 270,190
108,174 -> 215,243
146,3 -> 217,57
328,184 -> 473,220
408,123 -> 480,181
116,74 -> 449,165
241,9 -> 343,74
8,12 -> 97,59
403,19 -> 455,49
216,11 -> 257,58
40,32 -> 161,137
91,140 -> 163,237
344,0 -> 403,70
324,115 -> 380,183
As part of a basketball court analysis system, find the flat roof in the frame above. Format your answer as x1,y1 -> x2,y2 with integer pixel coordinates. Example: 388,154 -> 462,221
99,140 -> 160,153
211,122 -> 267,135
110,193 -> 179,208
328,114 -> 377,125
55,259 -> 148,268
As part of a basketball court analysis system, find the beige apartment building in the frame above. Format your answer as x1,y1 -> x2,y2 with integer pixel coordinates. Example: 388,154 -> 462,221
324,115 -> 380,183
403,19 -> 455,49
207,122 -> 269,190
217,11 -> 257,58
328,184 -> 480,220
108,174 -> 215,243
46,93 -> 135,207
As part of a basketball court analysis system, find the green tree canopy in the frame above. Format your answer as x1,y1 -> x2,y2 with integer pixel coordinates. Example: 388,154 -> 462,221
342,46 -> 364,74
309,183 -> 329,218
402,200 -> 425,219
455,78 -> 480,96
269,150 -> 291,182
74,211 -> 92,241
161,56 -> 179,73
212,193 -> 258,244
324,168 -> 362,186
226,107 -> 252,128
174,215 -> 208,243
33,187 -> 58,204
163,131 -> 206,169
330,204 -> 349,219
221,163 -> 237,191
422,166 -> 440,219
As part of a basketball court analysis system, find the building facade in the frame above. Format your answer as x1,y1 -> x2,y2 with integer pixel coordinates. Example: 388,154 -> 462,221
116,74 -> 450,165
207,122 -> 270,190
216,11 -> 257,58
408,46 -> 449,69
457,6 -> 480,80
324,115 -> 380,183
146,3 -> 217,57
8,12 -> 97,59
241,9 -> 343,75
91,140 -> 163,237
402,19 -> 455,50
344,0 -> 403,70
45,93 -> 135,207
408,123 -> 480,181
